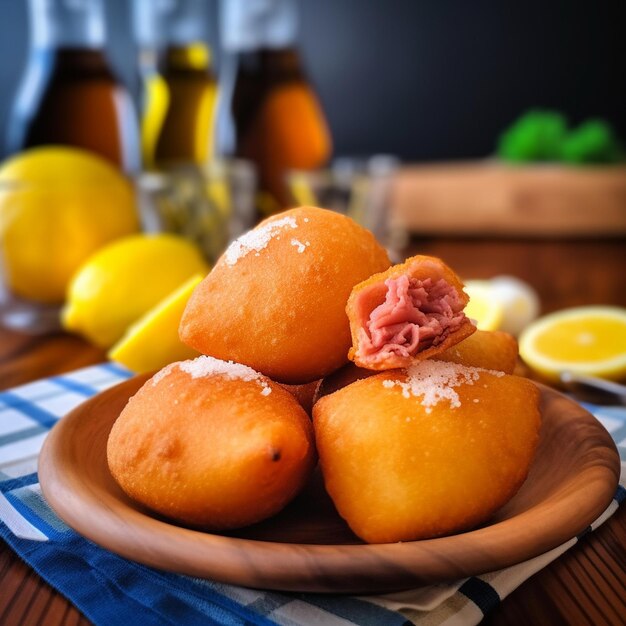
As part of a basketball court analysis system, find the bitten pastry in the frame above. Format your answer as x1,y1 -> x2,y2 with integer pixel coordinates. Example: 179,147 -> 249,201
346,255 -> 476,370
107,356 -> 316,529
317,329 -> 519,399
313,360 -> 541,543
179,206 -> 390,384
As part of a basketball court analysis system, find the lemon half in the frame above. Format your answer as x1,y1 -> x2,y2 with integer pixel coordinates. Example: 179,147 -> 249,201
108,274 -> 202,373
519,306 -> 626,382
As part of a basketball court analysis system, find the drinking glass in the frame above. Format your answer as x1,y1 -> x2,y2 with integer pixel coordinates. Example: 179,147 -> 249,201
287,155 -> 406,258
136,159 -> 256,264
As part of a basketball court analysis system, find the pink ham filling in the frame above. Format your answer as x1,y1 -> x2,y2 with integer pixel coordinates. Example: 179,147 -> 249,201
358,275 -> 466,364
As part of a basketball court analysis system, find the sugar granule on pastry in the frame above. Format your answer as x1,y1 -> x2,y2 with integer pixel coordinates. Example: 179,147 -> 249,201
290,238 -> 310,253
152,355 -> 272,395
382,360 -> 504,413
225,216 -> 298,266
316,330 -> 518,400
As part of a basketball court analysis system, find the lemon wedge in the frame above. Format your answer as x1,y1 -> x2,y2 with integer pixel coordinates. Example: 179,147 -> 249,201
519,306 -> 626,382
463,281 -> 505,331
108,274 -> 203,373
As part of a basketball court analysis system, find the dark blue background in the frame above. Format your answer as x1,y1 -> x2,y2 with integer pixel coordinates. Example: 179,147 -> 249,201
1,0 -> 624,162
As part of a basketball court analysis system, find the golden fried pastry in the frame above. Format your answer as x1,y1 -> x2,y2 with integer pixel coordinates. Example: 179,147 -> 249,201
179,206 -> 390,384
313,360 -> 541,543
434,329 -> 518,374
346,255 -> 476,371
107,356 -> 316,529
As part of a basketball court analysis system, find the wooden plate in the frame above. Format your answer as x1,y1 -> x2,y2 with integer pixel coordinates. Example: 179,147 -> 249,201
39,375 -> 620,594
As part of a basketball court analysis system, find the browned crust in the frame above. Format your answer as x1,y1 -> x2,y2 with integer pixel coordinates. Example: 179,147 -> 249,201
346,255 -> 476,370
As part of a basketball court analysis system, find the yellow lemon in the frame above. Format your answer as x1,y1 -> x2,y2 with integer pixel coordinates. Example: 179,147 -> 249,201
519,306 -> 626,382
62,234 -> 208,348
0,147 -> 139,303
108,274 -> 202,373
463,280 -> 505,331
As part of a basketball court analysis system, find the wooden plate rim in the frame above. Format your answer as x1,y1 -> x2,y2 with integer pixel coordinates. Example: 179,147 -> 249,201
39,376 -> 620,593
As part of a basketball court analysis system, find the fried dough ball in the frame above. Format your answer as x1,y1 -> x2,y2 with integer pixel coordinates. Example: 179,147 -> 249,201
346,255 -> 476,371
107,356 -> 316,529
313,361 -> 541,543
180,207 -> 390,384
434,329 -> 518,374
317,330 -> 518,401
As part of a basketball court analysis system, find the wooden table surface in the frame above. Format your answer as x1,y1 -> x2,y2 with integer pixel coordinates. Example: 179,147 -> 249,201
1,237 -> 625,626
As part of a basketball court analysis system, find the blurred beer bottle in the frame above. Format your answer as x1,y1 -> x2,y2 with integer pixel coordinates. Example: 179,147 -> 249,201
216,0 -> 332,216
6,0 -> 140,172
135,0 -> 218,168
133,0 -> 171,170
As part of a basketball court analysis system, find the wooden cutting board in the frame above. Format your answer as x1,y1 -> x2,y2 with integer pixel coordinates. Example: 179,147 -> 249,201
391,162 -> 626,237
